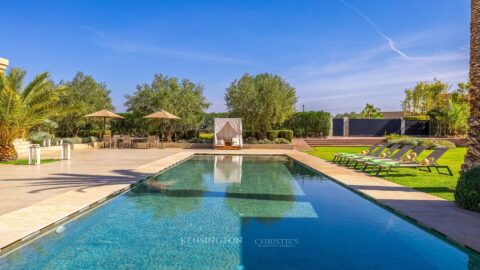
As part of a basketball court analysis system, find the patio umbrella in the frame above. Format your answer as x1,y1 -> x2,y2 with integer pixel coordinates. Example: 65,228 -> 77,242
84,109 -> 124,137
143,110 -> 180,148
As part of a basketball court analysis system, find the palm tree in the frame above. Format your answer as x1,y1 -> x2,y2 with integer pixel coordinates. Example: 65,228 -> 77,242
0,68 -> 62,161
463,0 -> 480,171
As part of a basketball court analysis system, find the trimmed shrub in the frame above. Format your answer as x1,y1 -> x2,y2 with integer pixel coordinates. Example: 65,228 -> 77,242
78,129 -> 104,138
81,136 -> 98,143
277,130 -> 294,142
63,137 -> 82,144
386,135 -> 456,150
404,115 -> 429,121
243,130 -> 257,139
29,131 -> 54,144
183,130 -> 198,139
244,137 -> 258,144
257,139 -> 272,144
266,130 -> 280,141
199,132 -> 214,140
245,129 -> 293,142
431,139 -> 456,149
274,138 -> 290,144
455,167 -> 480,212
186,137 -> 211,143
282,111 -> 331,137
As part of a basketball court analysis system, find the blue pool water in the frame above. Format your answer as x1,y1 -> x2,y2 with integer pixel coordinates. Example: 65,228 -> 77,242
1,155 -> 479,269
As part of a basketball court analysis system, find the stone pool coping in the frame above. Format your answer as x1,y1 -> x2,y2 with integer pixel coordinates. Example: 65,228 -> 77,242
0,149 -> 479,255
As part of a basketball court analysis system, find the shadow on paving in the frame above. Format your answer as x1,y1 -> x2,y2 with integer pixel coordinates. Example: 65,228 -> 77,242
0,169 -> 147,193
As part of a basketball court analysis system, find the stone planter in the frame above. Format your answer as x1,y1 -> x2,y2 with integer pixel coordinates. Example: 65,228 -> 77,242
71,143 -> 90,150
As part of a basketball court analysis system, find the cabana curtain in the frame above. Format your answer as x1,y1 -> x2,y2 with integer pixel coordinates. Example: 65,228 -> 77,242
213,155 -> 243,184
214,118 -> 243,147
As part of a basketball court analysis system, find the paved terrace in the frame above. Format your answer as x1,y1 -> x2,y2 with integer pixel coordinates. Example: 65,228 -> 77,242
0,148 -> 183,215
0,148 -> 479,254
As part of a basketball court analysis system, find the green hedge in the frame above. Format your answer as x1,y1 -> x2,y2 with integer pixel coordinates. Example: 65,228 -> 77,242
277,130 -> 293,141
386,135 -> 456,149
244,129 -> 293,142
404,115 -> 429,121
281,111 -> 331,137
266,130 -> 279,141
455,167 -> 480,212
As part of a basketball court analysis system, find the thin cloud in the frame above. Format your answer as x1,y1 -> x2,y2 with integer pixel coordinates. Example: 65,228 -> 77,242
79,25 -> 249,64
97,40 -> 249,64
286,45 -> 468,113
339,0 -> 436,76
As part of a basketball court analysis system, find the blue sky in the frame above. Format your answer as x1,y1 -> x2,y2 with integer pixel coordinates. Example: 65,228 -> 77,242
1,0 -> 470,113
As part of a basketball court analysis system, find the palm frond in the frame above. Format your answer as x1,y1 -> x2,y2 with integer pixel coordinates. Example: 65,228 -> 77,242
0,69 -> 61,146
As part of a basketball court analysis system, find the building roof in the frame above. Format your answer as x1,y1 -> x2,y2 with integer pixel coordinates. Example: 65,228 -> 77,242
382,111 -> 404,119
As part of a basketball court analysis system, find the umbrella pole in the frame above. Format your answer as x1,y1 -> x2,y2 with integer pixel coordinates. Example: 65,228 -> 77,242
103,117 -> 106,138
102,117 -> 106,148
160,120 -> 164,149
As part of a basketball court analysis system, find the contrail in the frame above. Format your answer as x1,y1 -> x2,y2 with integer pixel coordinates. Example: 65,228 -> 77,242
339,0 -> 435,76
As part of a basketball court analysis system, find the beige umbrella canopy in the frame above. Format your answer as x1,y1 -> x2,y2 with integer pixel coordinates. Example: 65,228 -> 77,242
143,110 -> 180,148
143,110 -> 180,120
84,109 -> 124,137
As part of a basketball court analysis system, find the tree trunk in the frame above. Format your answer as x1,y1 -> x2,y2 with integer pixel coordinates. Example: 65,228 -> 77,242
0,144 -> 18,162
463,0 -> 480,171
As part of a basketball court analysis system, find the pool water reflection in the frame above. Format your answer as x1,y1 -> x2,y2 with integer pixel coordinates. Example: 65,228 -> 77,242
1,155 -> 479,269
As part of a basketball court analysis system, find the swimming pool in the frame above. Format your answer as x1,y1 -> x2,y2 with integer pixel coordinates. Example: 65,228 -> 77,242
1,155 -> 479,269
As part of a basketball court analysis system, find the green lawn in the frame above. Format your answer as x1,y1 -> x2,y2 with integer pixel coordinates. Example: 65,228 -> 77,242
307,146 -> 466,201
0,159 -> 61,165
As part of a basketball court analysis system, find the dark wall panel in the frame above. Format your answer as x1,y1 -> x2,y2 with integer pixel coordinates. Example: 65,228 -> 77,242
332,119 -> 344,136
349,119 -> 401,136
405,120 -> 429,136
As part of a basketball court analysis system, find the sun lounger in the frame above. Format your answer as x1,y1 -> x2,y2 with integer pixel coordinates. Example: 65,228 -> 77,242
353,145 -> 413,171
364,145 -> 427,173
333,144 -> 379,163
341,145 -> 389,166
348,144 -> 403,169
375,148 -> 452,176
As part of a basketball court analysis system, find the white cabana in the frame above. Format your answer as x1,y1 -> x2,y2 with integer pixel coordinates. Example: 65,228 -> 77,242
213,155 -> 243,184
214,118 -> 243,149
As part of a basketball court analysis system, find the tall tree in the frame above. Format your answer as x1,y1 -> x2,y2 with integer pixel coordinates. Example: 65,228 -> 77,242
225,73 -> 297,138
125,74 -> 210,140
335,111 -> 360,119
0,68 -> 62,161
463,0 -> 480,170
359,103 -> 383,119
402,79 -> 450,116
55,72 -> 114,137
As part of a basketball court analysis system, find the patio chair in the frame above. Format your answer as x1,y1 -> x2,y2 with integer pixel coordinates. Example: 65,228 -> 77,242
341,145 -> 388,166
120,135 -> 132,149
353,145 -> 413,171
375,147 -> 452,176
102,135 -> 112,148
147,135 -> 157,148
333,144 -> 379,163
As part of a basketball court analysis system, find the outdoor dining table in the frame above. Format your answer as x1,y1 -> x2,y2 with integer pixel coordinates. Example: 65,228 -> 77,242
131,137 -> 148,148
112,136 -> 147,148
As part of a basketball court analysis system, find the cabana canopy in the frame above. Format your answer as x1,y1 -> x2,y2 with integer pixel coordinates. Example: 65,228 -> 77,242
213,155 -> 242,184
214,118 -> 243,149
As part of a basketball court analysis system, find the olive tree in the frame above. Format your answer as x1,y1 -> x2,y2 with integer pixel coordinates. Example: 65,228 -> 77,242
225,73 -> 297,138
125,74 -> 210,140
55,72 -> 114,137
